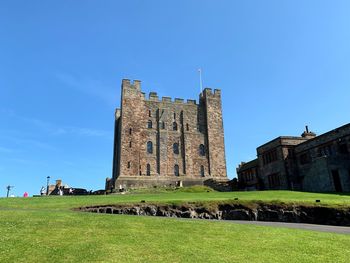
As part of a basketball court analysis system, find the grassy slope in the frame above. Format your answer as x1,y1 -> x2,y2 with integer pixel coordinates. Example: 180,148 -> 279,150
0,190 -> 350,210
1,190 -> 350,262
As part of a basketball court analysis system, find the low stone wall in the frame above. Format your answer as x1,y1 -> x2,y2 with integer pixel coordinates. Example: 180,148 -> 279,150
76,202 -> 350,226
114,177 -> 231,190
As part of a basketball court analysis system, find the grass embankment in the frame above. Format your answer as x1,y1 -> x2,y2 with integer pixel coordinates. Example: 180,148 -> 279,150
1,189 -> 350,210
1,189 -> 350,262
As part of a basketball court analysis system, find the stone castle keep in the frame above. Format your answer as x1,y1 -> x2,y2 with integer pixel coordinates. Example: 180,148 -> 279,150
106,79 -> 228,189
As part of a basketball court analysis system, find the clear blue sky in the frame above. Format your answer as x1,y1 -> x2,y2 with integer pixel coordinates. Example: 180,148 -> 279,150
1,0 -> 349,197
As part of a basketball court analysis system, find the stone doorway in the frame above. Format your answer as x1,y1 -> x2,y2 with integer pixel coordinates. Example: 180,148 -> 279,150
332,170 -> 342,192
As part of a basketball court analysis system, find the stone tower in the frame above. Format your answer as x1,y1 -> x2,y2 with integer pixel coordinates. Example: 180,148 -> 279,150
108,79 -> 227,189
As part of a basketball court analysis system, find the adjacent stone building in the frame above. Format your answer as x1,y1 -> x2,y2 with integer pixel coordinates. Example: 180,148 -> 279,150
237,124 -> 350,192
106,79 -> 228,189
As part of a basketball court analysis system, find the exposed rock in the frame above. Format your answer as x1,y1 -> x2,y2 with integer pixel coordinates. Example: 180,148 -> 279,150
75,202 -> 350,227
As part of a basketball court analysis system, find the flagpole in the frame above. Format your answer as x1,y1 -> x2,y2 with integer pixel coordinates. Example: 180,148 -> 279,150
198,68 -> 203,93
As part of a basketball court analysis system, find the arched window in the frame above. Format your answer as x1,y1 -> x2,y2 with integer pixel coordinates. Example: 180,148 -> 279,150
127,162 -> 131,169
129,128 -> 132,135
161,122 -> 165,129
147,164 -> 151,176
173,143 -> 179,154
174,164 -> 179,176
200,165 -> 205,177
147,141 -> 153,154
173,122 -> 178,131
147,120 -> 152,129
199,144 -> 205,156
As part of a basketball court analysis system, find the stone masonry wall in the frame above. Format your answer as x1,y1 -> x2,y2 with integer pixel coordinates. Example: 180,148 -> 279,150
202,88 -> 227,178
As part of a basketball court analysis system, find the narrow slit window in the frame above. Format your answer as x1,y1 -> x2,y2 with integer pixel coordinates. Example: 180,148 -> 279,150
199,144 -> 205,156
200,165 -> 205,177
147,141 -> 153,154
173,143 -> 179,154
147,164 -> 151,176
174,164 -> 179,176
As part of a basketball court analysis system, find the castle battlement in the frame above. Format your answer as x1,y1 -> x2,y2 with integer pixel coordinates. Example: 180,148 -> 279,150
145,92 -> 197,105
214,89 -> 221,95
149,92 -> 158,101
122,79 -> 141,91
200,87 -> 221,98
186,99 -> 196,105
174,98 -> 184,103
123,79 -> 204,105
162,96 -> 171,102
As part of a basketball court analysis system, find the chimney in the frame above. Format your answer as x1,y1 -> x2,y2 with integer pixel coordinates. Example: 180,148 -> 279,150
301,125 -> 316,139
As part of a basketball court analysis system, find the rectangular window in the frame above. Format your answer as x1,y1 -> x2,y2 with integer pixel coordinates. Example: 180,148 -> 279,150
263,149 -> 278,165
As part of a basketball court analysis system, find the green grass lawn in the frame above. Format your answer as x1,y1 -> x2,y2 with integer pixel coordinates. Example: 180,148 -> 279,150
1,190 -> 350,262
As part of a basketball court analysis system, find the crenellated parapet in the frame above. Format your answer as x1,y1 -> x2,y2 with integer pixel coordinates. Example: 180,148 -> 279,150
122,79 -> 222,104
122,79 -> 142,99
201,88 -> 221,99
174,98 -> 184,103
146,92 -> 198,105
149,92 -> 159,101
162,97 -> 171,102
122,79 -> 141,91
186,99 -> 196,105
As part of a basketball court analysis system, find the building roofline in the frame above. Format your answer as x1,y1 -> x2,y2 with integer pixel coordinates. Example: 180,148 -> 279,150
237,158 -> 258,172
257,136 -> 306,149
295,122 -> 350,149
